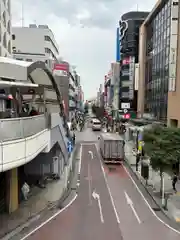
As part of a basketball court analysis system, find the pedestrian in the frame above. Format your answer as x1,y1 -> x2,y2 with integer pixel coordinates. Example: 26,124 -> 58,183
172,172 -> 178,193
72,132 -> 76,145
136,150 -> 141,171
29,106 -> 39,116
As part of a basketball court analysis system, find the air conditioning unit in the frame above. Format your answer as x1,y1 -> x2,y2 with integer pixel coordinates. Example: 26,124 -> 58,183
29,24 -> 37,28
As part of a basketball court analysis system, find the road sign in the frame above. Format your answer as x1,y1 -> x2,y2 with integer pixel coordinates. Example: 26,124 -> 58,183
124,109 -> 128,113
67,140 -> 73,153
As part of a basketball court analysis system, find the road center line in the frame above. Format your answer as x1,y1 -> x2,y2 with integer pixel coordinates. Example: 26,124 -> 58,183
88,161 -> 92,205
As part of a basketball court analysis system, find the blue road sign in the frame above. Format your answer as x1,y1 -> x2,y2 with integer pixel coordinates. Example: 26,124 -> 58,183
67,140 -> 73,153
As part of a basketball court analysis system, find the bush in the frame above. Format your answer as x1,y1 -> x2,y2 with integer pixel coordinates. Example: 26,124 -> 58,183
143,125 -> 180,173
91,104 -> 104,120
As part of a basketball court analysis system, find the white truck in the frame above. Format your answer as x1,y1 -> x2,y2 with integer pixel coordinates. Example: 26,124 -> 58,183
99,133 -> 125,164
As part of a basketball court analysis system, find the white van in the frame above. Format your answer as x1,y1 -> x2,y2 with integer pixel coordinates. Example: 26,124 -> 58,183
92,118 -> 102,131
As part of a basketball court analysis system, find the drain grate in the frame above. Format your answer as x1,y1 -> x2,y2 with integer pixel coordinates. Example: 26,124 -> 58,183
152,207 -> 161,211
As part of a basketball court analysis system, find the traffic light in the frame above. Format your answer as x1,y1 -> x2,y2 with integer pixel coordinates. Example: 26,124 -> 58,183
123,113 -> 130,119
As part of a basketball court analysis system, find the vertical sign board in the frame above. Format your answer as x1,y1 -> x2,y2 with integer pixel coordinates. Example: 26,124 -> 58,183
116,28 -> 120,62
119,19 -> 128,55
168,0 -> 178,91
129,56 -> 135,99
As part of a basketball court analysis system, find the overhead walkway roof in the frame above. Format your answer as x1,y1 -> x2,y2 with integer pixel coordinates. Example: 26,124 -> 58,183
0,57 -> 63,108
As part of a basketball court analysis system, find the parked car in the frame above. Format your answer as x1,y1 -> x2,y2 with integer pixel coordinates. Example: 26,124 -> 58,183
92,118 -> 102,131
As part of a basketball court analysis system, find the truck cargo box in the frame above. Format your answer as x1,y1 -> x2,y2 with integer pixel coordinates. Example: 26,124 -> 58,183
99,133 -> 125,163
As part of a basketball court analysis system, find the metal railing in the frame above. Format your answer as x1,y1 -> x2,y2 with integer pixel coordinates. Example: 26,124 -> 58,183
49,113 -> 68,162
0,114 -> 47,142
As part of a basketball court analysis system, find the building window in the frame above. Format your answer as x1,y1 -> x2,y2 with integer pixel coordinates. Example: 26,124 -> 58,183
121,92 -> 129,98
8,40 -> 11,53
26,59 -> 32,62
44,35 -> 59,53
7,0 -> 10,12
2,11 -> 6,27
7,21 -> 10,34
3,33 -> 7,48
144,5 -> 171,121
16,58 -> 23,60
44,35 -> 50,41
12,34 -> 15,40
121,81 -> 130,87
45,47 -> 50,53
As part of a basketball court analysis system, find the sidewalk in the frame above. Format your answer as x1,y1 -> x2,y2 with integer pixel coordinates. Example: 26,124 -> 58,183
0,148 -> 77,238
125,140 -> 180,223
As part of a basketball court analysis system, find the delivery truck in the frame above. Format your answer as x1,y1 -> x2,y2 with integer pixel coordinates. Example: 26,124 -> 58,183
99,133 -> 125,164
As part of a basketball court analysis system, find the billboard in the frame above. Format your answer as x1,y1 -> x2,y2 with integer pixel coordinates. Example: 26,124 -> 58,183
129,56 -> 135,99
53,63 -> 69,76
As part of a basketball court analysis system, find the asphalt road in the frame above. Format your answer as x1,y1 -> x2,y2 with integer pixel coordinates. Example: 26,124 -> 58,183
23,134 -> 122,240
18,128 -> 180,240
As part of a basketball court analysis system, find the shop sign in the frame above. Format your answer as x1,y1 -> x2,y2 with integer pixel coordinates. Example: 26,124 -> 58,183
129,56 -> 135,99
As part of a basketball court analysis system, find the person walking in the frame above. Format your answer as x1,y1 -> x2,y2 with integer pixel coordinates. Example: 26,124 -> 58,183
136,150 -> 141,172
172,172 -> 178,193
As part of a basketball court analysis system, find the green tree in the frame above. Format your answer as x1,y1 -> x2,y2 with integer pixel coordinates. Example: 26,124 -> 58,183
84,102 -> 89,114
91,104 -> 104,120
143,125 -> 180,195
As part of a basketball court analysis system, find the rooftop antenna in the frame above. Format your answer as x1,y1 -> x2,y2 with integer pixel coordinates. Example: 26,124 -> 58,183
21,1 -> 24,27
136,4 -> 139,11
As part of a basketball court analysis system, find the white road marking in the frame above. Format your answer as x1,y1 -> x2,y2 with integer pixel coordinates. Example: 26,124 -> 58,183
20,194 -> 78,240
78,144 -> 82,174
88,150 -> 93,159
124,191 -> 141,224
94,144 -> 121,224
20,145 -> 83,240
92,190 -> 104,223
123,165 -> 180,235
88,161 -> 92,205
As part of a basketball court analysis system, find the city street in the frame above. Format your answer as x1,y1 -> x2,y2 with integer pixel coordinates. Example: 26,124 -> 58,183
21,140 -> 122,239
18,129 -> 180,240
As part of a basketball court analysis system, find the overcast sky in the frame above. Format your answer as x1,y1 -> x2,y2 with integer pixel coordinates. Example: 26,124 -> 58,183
12,0 -> 156,99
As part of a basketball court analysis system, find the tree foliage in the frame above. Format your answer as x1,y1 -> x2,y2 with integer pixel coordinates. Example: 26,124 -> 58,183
143,125 -> 180,174
91,104 -> 104,120
84,102 -> 89,114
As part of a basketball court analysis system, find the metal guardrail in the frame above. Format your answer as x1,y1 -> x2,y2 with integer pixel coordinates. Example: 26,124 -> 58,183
0,114 -> 47,142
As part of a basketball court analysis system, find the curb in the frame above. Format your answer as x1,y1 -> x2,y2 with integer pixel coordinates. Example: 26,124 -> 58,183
58,144 -> 79,208
56,144 -> 79,208
124,156 -> 179,224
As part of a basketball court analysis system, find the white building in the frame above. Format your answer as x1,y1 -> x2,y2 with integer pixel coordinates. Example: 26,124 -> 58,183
12,24 -> 59,69
0,0 -> 12,57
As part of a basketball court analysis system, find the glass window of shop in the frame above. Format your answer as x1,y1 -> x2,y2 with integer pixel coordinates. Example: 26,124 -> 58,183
144,0 -> 171,121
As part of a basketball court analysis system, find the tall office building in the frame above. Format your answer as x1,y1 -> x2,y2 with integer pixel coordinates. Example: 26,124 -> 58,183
0,0 -> 12,56
119,11 -> 149,115
12,24 -> 59,69
138,0 -> 179,126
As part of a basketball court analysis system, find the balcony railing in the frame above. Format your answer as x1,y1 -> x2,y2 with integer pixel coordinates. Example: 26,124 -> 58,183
0,114 -> 47,141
